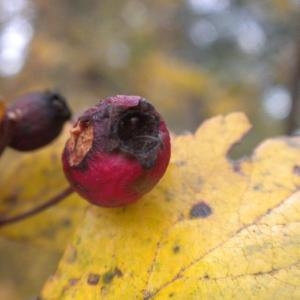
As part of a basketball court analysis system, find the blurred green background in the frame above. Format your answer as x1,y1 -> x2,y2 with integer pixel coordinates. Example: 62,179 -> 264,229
0,0 -> 300,299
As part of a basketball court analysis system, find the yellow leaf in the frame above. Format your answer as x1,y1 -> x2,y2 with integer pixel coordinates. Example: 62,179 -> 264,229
0,126 -> 87,250
41,113 -> 300,299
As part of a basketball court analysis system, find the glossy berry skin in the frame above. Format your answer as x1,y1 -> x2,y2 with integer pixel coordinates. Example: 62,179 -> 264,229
62,95 -> 171,207
7,91 -> 71,151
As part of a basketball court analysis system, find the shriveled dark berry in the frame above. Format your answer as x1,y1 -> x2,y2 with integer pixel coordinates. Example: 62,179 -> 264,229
7,91 -> 71,151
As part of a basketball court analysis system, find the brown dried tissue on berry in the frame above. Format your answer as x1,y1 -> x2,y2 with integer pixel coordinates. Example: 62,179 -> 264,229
68,122 -> 94,166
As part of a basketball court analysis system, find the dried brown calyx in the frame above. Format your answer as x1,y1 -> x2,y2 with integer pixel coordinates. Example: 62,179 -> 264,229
112,100 -> 162,169
67,119 -> 94,166
66,98 -> 163,169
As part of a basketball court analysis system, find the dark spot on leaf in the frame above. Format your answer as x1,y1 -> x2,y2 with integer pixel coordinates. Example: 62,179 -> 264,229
189,201 -> 212,219
232,161 -> 243,173
175,160 -> 186,167
102,267 -> 123,284
102,271 -> 114,284
69,278 -> 79,286
61,218 -> 72,227
204,274 -> 210,279
115,267 -> 123,277
293,165 -> 300,176
169,292 -> 175,297
172,245 -> 180,254
87,273 -> 100,285
253,184 -> 262,191
143,291 -> 152,300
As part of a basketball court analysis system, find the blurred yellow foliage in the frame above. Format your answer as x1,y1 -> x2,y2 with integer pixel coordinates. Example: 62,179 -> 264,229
272,0 -> 293,14
0,126 -> 87,250
134,53 -> 250,131
41,113 -> 300,299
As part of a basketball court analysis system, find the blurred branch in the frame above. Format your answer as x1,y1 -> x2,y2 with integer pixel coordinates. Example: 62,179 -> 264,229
287,38 -> 300,134
0,186 -> 74,227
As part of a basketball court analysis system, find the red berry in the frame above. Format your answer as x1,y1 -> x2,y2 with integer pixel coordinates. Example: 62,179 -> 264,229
7,91 -> 71,151
62,95 -> 171,207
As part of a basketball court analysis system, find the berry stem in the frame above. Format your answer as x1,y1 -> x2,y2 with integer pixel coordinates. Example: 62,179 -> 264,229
0,186 -> 74,227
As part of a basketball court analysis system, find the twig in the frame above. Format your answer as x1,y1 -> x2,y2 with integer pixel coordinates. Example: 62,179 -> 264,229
0,186 -> 74,227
